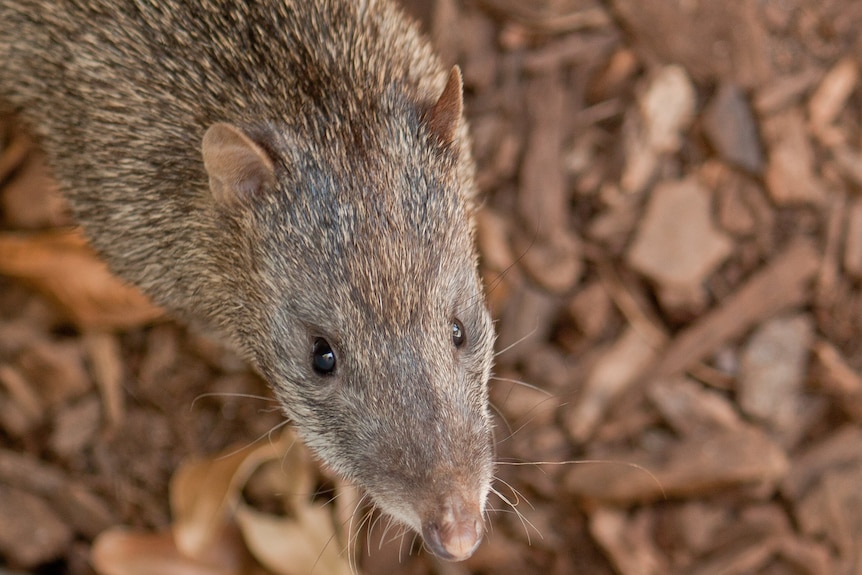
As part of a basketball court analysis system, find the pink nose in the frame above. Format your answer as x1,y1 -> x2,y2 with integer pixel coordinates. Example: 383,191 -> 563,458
421,503 -> 484,561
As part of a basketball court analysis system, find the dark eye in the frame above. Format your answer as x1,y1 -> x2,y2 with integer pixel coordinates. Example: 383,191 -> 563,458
451,319 -> 466,348
311,338 -> 336,375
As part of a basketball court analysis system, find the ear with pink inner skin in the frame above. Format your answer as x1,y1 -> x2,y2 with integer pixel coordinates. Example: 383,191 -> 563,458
201,122 -> 276,206
424,66 -> 464,149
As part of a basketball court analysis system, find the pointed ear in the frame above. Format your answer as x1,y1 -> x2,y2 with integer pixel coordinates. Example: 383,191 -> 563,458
424,66 -> 463,149
201,122 -> 276,206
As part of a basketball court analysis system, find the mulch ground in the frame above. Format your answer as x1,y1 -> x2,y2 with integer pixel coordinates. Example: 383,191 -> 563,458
3,0 -> 862,573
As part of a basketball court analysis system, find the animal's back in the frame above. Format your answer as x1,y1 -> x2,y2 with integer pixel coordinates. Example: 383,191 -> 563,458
0,0 -> 451,313
0,0 -> 494,562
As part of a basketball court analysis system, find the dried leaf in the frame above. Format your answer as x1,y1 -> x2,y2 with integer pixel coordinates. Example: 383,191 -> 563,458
92,430 -> 350,575
235,504 -> 353,575
171,436 -> 288,559
92,528 -> 253,575
172,429 -> 351,574
0,229 -> 164,330
231,432 -> 353,575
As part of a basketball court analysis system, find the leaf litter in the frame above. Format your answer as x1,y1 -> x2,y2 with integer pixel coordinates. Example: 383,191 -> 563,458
6,0 -> 862,573
92,428 -> 354,575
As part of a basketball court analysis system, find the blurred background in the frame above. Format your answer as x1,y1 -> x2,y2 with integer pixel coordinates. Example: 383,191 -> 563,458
2,0 -> 862,573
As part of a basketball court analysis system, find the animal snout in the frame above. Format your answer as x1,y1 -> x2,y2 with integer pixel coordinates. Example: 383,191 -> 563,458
421,497 -> 484,561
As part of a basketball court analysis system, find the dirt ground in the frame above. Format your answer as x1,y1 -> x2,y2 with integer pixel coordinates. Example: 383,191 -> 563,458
4,0 -> 862,573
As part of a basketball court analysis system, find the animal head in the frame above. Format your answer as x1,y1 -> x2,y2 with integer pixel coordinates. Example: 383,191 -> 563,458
201,68 -> 496,561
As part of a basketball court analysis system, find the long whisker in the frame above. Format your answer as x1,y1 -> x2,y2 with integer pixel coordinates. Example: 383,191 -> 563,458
484,506 -> 495,535
313,483 -> 341,506
356,507 -> 376,561
493,323 -> 539,358
397,528 -> 408,564
495,476 -> 535,511
484,214 -> 540,299
214,418 -> 291,460
485,506 -> 535,517
488,484 -> 542,544
490,375 -> 553,396
355,500 -> 374,574
495,414 -> 539,444
488,400 -> 513,437
410,530 -> 421,558
376,514 -> 398,550
339,492 -> 368,575
379,521 -> 410,552
366,510 -> 384,550
309,490 -> 365,575
495,459 -> 666,499
190,391 -> 277,412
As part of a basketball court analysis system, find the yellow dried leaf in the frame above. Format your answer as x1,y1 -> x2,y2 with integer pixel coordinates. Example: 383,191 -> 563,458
92,527 -> 254,575
235,503 -> 353,575
93,430 -> 351,575
0,229 -> 164,330
171,436 -> 287,559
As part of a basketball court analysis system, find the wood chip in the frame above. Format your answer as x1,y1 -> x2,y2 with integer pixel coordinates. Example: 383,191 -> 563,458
673,502 -> 731,556
0,484 -> 73,568
493,279 -> 558,367
808,57 -> 858,137
641,66 -> 696,152
763,109 -> 827,205
627,177 -> 733,290
523,31 -> 618,72
754,67 -> 822,115
646,237 -> 820,380
517,69 -> 567,232
816,186 -> 846,305
702,83 -> 765,174
565,424 -> 788,505
685,534 -> 779,575
647,376 -> 744,436
516,69 -> 582,293
793,462 -> 862,558
567,280 -> 613,339
0,364 -> 43,426
50,395 -> 102,459
621,66 -> 695,194
566,325 -> 660,442
776,536 -> 834,575
737,314 -> 814,442
713,167 -> 758,237
590,508 -> 666,575
813,340 -> 862,394
0,449 -> 115,540
609,0 -> 771,88
812,340 -> 862,418
17,339 -> 91,408
781,425 -> 862,500
83,331 -> 126,431
481,0 -> 612,33
843,197 -> 862,279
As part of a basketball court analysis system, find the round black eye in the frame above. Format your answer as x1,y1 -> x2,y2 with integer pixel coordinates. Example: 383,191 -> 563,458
311,338 -> 336,375
452,319 -> 466,348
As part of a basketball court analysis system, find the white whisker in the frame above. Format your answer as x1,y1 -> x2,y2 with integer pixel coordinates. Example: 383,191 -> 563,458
493,323 -> 539,358
190,391 -> 276,410
490,375 -> 552,396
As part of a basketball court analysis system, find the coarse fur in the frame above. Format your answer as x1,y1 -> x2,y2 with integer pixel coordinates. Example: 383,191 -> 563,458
0,0 -> 495,561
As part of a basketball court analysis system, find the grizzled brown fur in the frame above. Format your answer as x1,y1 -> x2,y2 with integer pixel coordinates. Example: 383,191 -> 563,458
0,0 -> 495,561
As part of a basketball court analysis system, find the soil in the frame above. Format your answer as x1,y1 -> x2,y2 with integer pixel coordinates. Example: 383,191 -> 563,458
3,0 -> 862,573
